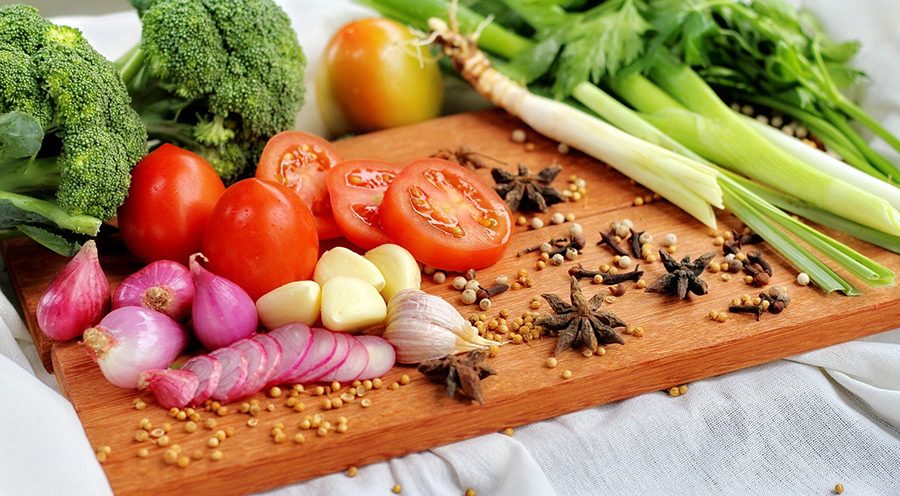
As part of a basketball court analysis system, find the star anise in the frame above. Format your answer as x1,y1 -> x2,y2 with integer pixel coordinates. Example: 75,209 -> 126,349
431,147 -> 503,170
536,276 -> 627,355
418,351 -> 496,404
646,251 -> 715,299
491,163 -> 566,212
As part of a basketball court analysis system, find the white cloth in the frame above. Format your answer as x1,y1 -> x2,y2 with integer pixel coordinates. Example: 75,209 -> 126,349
1,1 -> 898,495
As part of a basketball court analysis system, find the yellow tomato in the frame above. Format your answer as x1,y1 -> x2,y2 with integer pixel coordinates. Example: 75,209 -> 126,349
317,18 -> 444,135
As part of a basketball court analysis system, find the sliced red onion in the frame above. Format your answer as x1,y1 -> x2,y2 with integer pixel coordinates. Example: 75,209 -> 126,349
113,260 -> 193,321
190,253 -> 258,350
322,335 -> 370,383
208,347 -> 248,403
267,324 -> 314,386
288,328 -> 337,384
182,355 -> 222,406
229,337 -> 268,399
38,240 -> 110,341
139,368 -> 199,409
83,306 -> 187,388
252,333 -> 283,387
355,335 -> 396,380
309,331 -> 352,382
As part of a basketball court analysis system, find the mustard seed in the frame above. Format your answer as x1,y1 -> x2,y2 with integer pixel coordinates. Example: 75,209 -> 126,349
177,456 -> 190,468
347,466 -> 358,477
834,483 -> 844,494
207,437 -> 220,448
561,370 -> 573,379
293,433 -> 306,444
392,484 -> 402,494
545,357 -> 558,368
137,447 -> 149,458
465,489 -> 477,496
269,386 -> 282,398
163,449 -> 178,464
503,427 -> 514,436
184,421 -> 198,433
400,374 -> 411,385
361,398 -> 373,408
210,450 -> 223,461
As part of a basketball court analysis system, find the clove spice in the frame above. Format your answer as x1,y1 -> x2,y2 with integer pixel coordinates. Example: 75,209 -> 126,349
597,229 -> 630,257
629,229 -> 644,259
475,283 -> 509,301
568,264 -> 643,285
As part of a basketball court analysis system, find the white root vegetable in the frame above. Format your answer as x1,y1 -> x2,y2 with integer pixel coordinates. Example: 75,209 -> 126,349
427,18 -> 722,228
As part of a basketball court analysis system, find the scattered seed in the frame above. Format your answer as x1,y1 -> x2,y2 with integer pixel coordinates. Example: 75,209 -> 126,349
137,447 -> 149,458
834,483 -> 844,494
210,449 -> 223,461
530,217 -> 544,230
557,143 -> 570,154
503,427 -> 514,436
433,272 -> 447,284
392,483 -> 403,494
452,276 -> 467,290
361,398 -> 373,408
177,455 -> 190,468
561,370 -> 573,379
545,357 -> 558,368
478,298 -> 492,311
797,273 -> 810,286
524,142 -> 535,152
720,273 -> 732,282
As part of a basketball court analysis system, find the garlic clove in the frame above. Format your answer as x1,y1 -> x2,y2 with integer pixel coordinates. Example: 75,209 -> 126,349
383,290 -> 500,364
364,244 -> 421,302
320,276 -> 387,332
314,247 -> 385,291
255,281 -> 321,330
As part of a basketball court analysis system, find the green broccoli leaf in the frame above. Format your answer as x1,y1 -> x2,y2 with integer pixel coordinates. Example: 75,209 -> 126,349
15,224 -> 81,256
0,111 -> 44,159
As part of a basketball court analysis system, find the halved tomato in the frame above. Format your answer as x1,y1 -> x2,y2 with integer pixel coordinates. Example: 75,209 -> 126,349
256,131 -> 343,239
379,158 -> 512,271
327,159 -> 402,250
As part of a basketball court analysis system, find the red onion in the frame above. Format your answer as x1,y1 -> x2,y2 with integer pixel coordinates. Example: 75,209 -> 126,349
323,335 -> 369,383
139,369 -> 199,409
289,328 -> 337,383
37,240 -> 110,341
266,324 -> 312,386
83,306 -> 187,388
355,335 -> 396,380
189,253 -> 258,350
208,347 -> 248,403
230,338 -> 268,399
113,260 -> 194,320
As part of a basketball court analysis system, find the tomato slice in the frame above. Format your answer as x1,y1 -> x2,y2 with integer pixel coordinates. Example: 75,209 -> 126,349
327,159 -> 402,250
379,158 -> 512,271
256,131 -> 343,239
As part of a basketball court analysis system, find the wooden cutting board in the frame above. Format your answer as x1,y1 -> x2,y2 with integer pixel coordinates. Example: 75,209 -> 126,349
3,110 -> 898,496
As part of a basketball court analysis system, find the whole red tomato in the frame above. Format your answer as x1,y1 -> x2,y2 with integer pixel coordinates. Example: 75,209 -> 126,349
117,144 -> 225,264
202,179 -> 319,300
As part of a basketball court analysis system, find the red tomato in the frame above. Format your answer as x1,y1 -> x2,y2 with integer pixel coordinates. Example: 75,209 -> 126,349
202,179 -> 319,300
326,159 -> 402,250
117,144 -> 225,264
379,158 -> 512,271
256,131 -> 342,240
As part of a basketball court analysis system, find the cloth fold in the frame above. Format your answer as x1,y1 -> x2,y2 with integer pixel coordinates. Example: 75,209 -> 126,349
0,1 -> 898,495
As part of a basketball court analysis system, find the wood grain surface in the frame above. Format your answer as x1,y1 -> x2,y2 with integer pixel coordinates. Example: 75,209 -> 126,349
3,110 -> 899,496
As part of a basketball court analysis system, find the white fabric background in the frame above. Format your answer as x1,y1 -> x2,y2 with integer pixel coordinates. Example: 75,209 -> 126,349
0,1 -> 897,495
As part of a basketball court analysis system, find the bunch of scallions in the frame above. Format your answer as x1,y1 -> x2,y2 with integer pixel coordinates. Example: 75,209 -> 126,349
357,0 -> 900,295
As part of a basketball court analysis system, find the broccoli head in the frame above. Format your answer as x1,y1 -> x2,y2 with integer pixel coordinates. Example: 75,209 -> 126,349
119,0 -> 306,181
0,4 -> 146,233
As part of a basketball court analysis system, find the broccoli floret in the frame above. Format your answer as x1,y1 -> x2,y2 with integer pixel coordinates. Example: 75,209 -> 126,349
119,0 -> 306,181
0,5 -> 146,239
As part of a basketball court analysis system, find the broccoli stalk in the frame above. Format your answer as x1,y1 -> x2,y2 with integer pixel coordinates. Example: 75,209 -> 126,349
116,0 -> 307,182
0,5 -> 147,253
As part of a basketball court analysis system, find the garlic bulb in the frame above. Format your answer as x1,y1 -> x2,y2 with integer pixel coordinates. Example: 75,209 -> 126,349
384,289 -> 500,363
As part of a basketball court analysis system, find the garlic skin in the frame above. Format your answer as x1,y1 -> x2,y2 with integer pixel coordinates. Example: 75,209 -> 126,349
384,290 -> 500,363
37,240 -> 110,341
314,247 -> 385,291
364,244 -> 421,303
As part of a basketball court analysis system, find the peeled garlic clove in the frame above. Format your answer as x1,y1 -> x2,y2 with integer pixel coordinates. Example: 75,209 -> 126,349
364,244 -> 421,302
321,276 -> 387,332
255,281 -> 321,330
384,289 -> 500,364
314,247 -> 385,291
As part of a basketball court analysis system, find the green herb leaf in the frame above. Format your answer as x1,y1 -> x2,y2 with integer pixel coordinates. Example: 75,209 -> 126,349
0,111 -> 44,159
14,224 -> 81,257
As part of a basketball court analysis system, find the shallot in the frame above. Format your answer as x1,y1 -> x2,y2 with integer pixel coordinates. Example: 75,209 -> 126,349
113,260 -> 194,320
37,240 -> 110,341
190,253 -> 258,350
139,369 -> 199,409
83,306 -> 187,388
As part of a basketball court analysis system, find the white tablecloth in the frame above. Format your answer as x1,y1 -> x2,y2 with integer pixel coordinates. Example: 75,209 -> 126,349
1,1 -> 898,495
